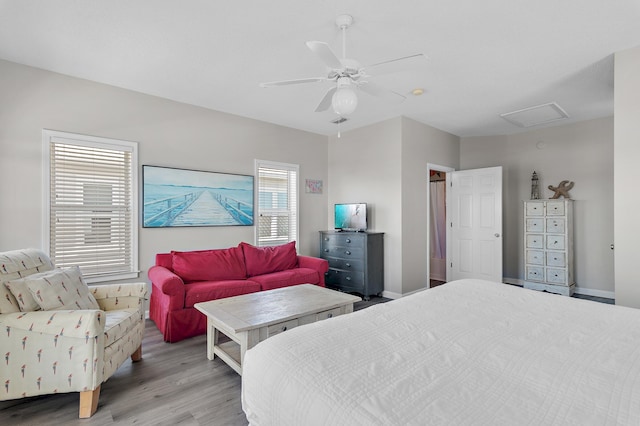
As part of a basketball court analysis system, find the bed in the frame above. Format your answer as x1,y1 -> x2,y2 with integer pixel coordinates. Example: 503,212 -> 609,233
241,279 -> 640,425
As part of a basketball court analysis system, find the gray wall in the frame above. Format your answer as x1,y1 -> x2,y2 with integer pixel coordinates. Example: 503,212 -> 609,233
401,117 -> 459,294
328,118 -> 403,296
460,117 -> 614,297
0,59 -> 328,283
327,117 -> 460,297
614,45 -> 640,308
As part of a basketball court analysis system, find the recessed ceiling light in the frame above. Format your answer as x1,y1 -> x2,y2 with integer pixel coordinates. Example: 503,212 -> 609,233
411,88 -> 424,96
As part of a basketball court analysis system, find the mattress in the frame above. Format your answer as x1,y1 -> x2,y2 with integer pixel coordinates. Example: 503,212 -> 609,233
241,279 -> 640,425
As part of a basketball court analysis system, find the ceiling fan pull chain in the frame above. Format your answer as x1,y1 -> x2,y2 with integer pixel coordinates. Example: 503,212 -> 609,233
342,25 -> 346,60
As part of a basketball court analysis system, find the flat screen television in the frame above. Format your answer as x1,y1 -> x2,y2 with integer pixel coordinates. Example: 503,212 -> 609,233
334,203 -> 367,231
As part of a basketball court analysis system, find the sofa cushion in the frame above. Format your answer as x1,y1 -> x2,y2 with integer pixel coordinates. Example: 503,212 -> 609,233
184,280 -> 260,308
172,247 -> 247,282
240,241 -> 298,277
25,266 -> 100,311
4,279 -> 41,312
249,268 -> 320,291
184,280 -> 261,308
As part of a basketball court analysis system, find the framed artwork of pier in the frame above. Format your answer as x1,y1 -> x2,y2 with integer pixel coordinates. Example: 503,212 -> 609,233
142,165 -> 254,228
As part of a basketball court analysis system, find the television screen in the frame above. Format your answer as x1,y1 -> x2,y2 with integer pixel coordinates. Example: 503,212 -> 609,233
334,203 -> 367,231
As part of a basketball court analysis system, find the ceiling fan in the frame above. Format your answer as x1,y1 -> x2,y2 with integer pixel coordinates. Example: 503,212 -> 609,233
259,14 -> 426,117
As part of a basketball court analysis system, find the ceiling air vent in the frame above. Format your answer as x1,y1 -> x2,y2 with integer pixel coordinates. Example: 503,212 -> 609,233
331,117 -> 348,124
500,102 -> 569,128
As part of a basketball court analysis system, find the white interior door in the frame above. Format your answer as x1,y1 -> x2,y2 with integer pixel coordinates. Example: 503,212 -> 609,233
447,166 -> 502,283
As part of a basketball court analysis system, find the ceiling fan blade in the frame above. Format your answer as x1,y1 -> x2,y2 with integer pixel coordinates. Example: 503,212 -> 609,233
314,87 -> 337,112
362,53 -> 427,76
259,77 -> 328,88
358,82 -> 406,104
306,41 -> 343,70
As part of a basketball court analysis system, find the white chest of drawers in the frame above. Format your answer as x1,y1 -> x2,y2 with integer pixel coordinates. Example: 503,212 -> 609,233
523,199 -> 575,296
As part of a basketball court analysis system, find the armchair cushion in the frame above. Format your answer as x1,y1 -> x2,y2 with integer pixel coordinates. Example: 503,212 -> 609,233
240,241 -> 298,277
22,266 -> 99,311
0,249 -> 53,314
4,279 -> 41,312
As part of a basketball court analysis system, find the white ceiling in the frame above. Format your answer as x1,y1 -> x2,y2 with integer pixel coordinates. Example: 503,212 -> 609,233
1,0 -> 639,137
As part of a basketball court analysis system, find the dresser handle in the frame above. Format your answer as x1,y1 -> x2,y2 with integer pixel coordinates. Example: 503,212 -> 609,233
281,326 -> 287,332
345,250 -> 351,255
346,276 -> 351,281
345,263 -> 351,267
346,239 -> 351,243
324,248 -> 329,252
324,237 -> 329,241
327,313 -> 333,318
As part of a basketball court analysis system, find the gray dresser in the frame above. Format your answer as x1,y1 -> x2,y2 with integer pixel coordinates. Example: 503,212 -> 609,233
523,199 -> 575,296
319,231 -> 384,300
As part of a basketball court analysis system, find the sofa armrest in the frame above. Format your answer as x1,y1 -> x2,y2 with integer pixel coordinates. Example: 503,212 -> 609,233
148,265 -> 185,297
298,255 -> 329,273
91,282 -> 148,312
0,309 -> 104,338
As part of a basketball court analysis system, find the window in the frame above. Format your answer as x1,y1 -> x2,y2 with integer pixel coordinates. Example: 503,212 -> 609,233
255,160 -> 298,247
43,130 -> 138,283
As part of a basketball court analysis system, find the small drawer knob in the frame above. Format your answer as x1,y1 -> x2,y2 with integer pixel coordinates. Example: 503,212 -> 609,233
345,250 -> 351,255
281,326 -> 287,332
324,248 -> 329,252
327,313 -> 333,318
345,262 -> 351,267
346,276 -> 351,281
346,238 -> 351,243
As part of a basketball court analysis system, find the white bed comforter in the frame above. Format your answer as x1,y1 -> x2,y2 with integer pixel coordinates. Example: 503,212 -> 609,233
241,279 -> 640,425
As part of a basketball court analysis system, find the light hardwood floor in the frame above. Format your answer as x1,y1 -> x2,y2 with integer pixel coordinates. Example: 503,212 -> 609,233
0,289 -> 610,425
0,297 -> 387,426
0,320 -> 248,426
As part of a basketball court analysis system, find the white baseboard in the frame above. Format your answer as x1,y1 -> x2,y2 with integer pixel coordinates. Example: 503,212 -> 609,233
382,290 -> 402,300
502,277 -> 614,300
572,287 -> 615,300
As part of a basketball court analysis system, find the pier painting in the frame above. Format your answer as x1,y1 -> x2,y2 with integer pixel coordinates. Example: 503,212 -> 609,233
143,165 -> 254,228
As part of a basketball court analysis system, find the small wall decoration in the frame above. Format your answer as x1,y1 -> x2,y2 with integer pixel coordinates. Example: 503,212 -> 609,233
548,180 -> 574,199
305,179 -> 323,194
142,165 -> 254,228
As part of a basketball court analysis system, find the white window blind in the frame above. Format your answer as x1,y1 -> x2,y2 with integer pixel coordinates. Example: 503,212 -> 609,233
255,160 -> 298,247
43,130 -> 138,282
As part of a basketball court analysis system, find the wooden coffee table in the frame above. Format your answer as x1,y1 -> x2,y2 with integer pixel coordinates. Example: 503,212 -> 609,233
194,284 -> 361,374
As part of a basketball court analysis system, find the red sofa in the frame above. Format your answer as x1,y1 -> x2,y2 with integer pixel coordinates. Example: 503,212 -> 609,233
148,241 -> 329,342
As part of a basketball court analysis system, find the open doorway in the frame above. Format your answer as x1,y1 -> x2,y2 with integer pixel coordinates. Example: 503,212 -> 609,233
427,163 -> 454,288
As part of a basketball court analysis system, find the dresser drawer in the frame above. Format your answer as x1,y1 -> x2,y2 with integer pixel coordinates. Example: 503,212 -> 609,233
526,234 -> 544,249
546,268 -> 567,284
326,269 -> 364,287
546,201 -> 565,216
546,218 -> 565,234
326,257 -> 364,272
526,250 -> 544,265
546,252 -> 566,267
546,235 -> 565,250
321,245 -> 364,259
321,233 -> 365,248
525,203 -> 544,216
526,266 -> 544,282
267,318 -> 299,337
526,218 -> 544,232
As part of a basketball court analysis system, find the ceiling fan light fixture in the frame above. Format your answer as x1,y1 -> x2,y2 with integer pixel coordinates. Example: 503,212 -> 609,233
332,87 -> 358,116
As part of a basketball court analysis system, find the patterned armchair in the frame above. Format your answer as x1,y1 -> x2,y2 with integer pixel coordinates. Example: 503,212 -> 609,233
0,249 -> 147,418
